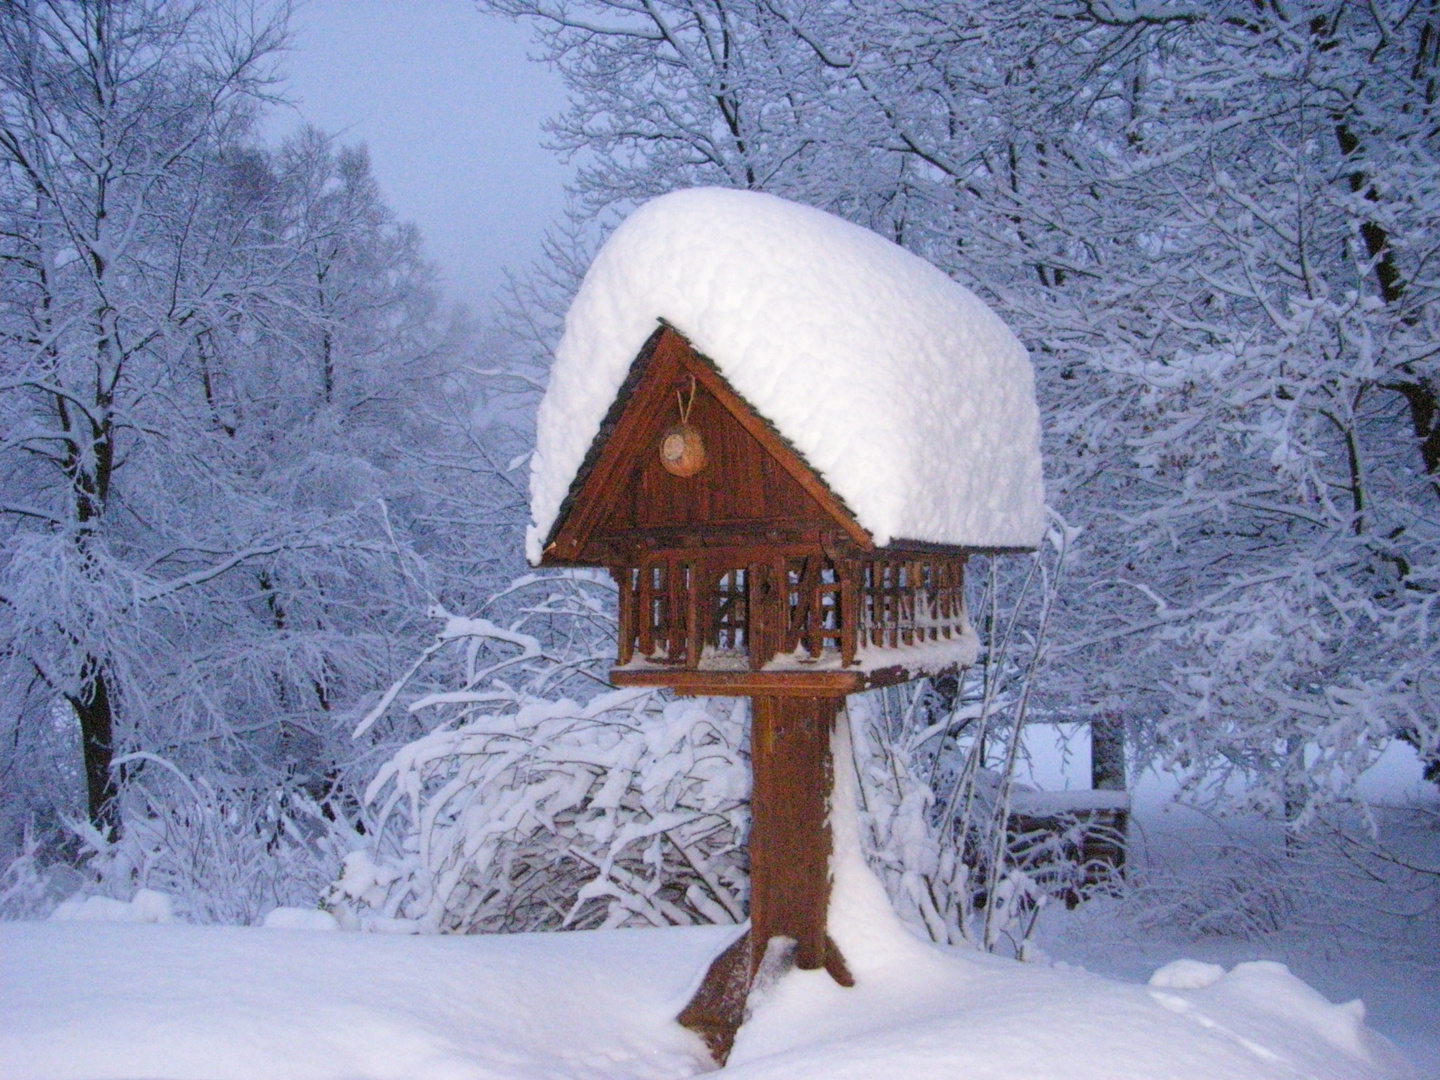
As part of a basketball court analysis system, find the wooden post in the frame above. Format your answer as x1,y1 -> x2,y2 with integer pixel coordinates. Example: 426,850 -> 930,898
1091,711 -> 1126,793
678,694 -> 853,1065
750,695 -> 838,974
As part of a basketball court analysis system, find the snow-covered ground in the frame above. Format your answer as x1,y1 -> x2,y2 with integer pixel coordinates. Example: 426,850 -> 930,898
1034,810 -> 1440,1078
5,761 -> 1431,1080
1,912 -> 1423,1080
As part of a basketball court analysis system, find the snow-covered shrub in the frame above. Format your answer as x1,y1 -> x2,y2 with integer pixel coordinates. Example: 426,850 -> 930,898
339,554 -> 1098,944
1036,804 -> 1440,985
850,686 -> 1093,954
334,574 -> 749,932
848,685 -> 973,945
0,827 -> 85,921
1127,803 -> 1439,944
62,760 -> 359,925
848,532 -> 1087,955
1133,838 -> 1299,939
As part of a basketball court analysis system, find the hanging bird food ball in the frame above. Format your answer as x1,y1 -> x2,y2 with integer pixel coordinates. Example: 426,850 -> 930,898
660,377 -> 707,476
660,423 -> 706,476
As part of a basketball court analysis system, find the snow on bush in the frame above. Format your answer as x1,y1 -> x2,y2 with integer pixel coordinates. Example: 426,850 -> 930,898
53,766 -> 359,926
332,574 -> 750,932
0,773 -> 355,926
332,542 -> 1124,945
852,681 -> 1111,954
0,828 -> 86,921
845,532 -> 1108,955
329,535 -> 1134,947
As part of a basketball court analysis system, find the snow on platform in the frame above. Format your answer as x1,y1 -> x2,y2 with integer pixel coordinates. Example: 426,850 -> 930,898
527,188 -> 1045,564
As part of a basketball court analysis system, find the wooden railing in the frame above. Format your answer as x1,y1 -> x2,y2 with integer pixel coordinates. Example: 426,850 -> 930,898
614,551 -> 968,671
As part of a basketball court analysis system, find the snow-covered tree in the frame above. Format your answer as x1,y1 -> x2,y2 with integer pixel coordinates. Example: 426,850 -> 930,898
0,0 -> 486,862
486,0 -> 1440,822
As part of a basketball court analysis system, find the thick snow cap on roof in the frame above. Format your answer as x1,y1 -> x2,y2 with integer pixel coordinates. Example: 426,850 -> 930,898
527,187 -> 1044,564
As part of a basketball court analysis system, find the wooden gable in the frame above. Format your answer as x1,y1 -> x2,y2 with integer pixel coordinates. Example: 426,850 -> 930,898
540,324 -> 873,565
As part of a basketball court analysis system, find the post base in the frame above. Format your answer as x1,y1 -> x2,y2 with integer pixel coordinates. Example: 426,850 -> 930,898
677,929 -> 853,1066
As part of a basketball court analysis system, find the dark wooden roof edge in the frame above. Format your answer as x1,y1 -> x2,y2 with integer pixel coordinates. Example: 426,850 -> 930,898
539,324 -> 668,560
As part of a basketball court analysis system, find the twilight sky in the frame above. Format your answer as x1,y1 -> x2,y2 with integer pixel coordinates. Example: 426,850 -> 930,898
267,0 -> 571,313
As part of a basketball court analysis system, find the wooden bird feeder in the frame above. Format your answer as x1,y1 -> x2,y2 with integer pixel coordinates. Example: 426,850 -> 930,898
536,322 -> 1012,1063
528,187 -> 1043,1067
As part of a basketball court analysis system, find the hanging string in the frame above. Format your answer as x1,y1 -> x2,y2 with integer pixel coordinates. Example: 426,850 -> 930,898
676,375 -> 698,425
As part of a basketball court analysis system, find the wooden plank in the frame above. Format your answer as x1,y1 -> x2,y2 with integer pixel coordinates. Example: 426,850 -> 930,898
611,565 -> 635,666
903,559 -> 917,646
685,560 -> 703,670
637,556 -> 655,658
589,528 -> 846,558
747,561 -> 767,670
676,931 -> 752,1065
839,559 -> 859,668
774,553 -> 792,657
667,556 -> 686,661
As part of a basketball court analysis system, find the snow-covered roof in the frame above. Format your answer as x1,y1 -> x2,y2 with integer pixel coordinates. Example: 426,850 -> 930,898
527,188 -> 1044,564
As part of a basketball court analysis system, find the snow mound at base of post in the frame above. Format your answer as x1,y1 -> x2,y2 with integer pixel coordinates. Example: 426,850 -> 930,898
527,187 -> 1044,563
823,706 -> 957,981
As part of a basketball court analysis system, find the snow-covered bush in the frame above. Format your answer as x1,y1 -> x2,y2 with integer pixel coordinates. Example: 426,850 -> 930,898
851,686 -> 1113,954
333,574 -> 749,932
1040,804 -> 1440,976
0,828 -> 85,921
1129,827 -> 1301,940
335,547 -> 1113,947
847,533 -> 1096,955
60,760 -> 360,925
0,758 -> 359,925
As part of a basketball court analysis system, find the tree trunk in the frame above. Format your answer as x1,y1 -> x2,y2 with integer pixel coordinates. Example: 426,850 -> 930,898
66,657 -> 120,835
1090,711 -> 1128,875
1091,711 -> 1126,792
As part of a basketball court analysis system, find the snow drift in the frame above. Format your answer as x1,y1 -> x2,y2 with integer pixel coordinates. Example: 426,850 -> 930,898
1,916 -> 1416,1080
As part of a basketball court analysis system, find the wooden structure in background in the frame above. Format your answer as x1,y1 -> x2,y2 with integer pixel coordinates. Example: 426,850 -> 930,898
538,324 -> 986,1064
